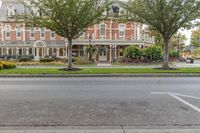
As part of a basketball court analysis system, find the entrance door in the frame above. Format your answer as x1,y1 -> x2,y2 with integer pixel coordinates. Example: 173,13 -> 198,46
99,48 -> 107,62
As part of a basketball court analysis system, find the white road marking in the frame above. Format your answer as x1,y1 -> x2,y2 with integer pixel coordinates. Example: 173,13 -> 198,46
151,92 -> 200,113
168,93 -> 200,113
151,92 -> 168,95
172,93 -> 200,100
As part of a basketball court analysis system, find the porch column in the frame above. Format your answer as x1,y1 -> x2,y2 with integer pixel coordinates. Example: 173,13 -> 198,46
6,47 -> 9,55
0,48 -> 3,55
36,48 -> 39,57
42,47 -> 45,57
16,48 -> 19,55
26,48 -> 29,55
32,47 -> 35,56
56,48 -> 59,57
46,48 -> 49,56
114,45 -> 117,60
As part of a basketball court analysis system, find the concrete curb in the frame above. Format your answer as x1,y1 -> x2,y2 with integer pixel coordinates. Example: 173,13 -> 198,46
1,129 -> 200,133
1,74 -> 200,78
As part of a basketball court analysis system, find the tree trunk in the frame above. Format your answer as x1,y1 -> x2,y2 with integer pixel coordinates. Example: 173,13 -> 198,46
67,38 -> 73,70
162,39 -> 170,69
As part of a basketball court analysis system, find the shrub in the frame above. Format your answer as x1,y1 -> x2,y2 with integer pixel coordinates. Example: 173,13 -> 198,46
0,61 -> 16,70
144,45 -> 163,62
116,57 -> 134,64
192,47 -> 200,58
40,58 -> 55,63
124,46 -> 143,60
74,57 -> 93,65
18,55 -> 34,62
66,57 -> 77,63
169,51 -> 179,58
0,63 -> 3,70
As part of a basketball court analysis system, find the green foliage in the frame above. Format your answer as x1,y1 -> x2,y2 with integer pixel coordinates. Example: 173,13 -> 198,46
144,46 -> 163,62
83,46 -> 97,54
169,51 -> 179,58
124,46 -> 143,60
192,47 -> 200,58
73,57 -> 93,65
22,0 -> 112,69
190,28 -> 200,48
0,61 -> 16,70
40,58 -> 55,63
18,55 -> 33,62
123,0 -> 200,68
23,0 -> 112,39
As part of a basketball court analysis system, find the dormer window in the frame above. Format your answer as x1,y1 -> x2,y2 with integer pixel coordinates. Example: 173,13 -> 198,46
7,5 -> 16,18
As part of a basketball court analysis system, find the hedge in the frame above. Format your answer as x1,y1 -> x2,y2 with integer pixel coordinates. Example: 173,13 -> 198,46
144,45 -> 163,62
124,46 -> 143,60
0,61 -> 16,70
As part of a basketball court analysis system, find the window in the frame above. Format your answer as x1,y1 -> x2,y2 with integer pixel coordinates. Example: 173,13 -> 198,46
40,28 -> 45,38
100,24 -> 106,37
7,5 -> 16,18
51,31 -> 55,38
119,24 -> 125,37
30,28 -> 35,38
16,26 -> 22,38
5,26 -> 11,38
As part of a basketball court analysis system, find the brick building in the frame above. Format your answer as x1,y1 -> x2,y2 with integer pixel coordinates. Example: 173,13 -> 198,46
0,0 -> 154,62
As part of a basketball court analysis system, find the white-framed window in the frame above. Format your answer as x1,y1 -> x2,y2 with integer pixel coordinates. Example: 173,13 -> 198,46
40,28 -> 45,38
100,24 -> 106,37
30,27 -> 35,38
6,4 -> 16,18
16,26 -> 22,38
4,25 -> 11,38
51,31 -> 56,39
119,24 -> 125,38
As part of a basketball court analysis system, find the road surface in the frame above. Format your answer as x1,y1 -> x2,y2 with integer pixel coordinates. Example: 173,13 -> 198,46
0,77 -> 200,128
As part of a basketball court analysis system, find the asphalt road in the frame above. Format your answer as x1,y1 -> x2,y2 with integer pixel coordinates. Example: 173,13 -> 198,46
0,77 -> 200,127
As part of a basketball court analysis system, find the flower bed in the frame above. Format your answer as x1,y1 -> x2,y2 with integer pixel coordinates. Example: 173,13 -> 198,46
0,61 -> 16,70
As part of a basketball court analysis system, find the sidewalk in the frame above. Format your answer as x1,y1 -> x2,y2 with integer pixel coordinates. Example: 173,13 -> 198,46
1,73 -> 200,78
0,126 -> 200,133
16,62 -> 200,69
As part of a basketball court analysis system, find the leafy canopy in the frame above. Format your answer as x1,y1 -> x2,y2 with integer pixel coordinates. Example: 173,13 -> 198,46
23,0 -> 112,39
125,0 -> 200,39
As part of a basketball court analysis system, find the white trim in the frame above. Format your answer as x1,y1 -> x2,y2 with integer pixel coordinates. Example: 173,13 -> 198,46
30,27 -> 35,40
50,31 -> 56,40
4,25 -> 11,39
100,23 -> 106,38
119,24 -> 125,39
40,27 -> 46,40
16,26 -> 22,39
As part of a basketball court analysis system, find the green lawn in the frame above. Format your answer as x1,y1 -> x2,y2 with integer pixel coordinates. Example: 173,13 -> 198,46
1,68 -> 200,74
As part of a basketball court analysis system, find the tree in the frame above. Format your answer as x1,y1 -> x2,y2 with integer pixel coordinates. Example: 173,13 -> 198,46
191,27 -> 200,48
169,33 -> 186,54
23,0 -> 111,70
124,0 -> 200,69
